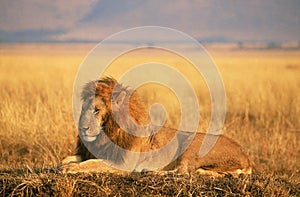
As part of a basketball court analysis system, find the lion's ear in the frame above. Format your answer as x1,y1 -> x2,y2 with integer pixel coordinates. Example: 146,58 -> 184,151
112,91 -> 126,107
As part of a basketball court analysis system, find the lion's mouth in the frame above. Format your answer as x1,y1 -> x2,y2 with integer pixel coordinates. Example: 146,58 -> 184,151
83,135 -> 98,142
82,123 -> 106,142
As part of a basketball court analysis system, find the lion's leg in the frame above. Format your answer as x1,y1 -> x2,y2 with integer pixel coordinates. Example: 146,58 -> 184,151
195,168 -> 225,177
226,167 -> 252,178
196,167 -> 252,178
62,159 -> 127,175
175,165 -> 225,177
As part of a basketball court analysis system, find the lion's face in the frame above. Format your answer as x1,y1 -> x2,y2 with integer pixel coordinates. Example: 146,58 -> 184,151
79,96 -> 109,142
79,89 -> 126,143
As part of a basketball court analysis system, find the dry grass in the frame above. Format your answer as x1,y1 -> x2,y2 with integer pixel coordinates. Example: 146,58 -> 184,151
0,43 -> 299,196
1,169 -> 299,196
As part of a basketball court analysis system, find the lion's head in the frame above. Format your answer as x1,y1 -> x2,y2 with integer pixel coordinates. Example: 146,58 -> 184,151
79,78 -> 114,143
76,77 -> 149,161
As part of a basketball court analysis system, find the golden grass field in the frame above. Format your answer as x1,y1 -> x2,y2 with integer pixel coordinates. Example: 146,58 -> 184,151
0,43 -> 299,196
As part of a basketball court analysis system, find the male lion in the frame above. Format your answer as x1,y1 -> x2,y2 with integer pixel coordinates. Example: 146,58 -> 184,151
62,77 -> 252,176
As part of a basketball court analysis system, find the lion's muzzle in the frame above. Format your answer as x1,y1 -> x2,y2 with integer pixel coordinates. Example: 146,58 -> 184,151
80,126 -> 102,142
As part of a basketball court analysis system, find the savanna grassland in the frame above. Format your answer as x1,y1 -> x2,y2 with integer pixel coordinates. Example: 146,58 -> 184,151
0,43 -> 299,196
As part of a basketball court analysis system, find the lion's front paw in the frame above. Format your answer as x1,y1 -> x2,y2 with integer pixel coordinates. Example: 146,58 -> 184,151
61,163 -> 81,174
61,155 -> 82,165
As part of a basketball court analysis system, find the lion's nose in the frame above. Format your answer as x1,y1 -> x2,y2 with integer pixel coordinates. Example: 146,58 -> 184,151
80,127 -> 89,133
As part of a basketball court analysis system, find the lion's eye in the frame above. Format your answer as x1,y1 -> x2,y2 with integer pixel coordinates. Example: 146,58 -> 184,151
93,108 -> 100,115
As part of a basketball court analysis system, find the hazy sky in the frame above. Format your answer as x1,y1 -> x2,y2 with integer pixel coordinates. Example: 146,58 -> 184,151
0,0 -> 299,42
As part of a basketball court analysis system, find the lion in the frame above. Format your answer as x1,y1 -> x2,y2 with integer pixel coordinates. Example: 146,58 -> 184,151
62,77 -> 252,176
